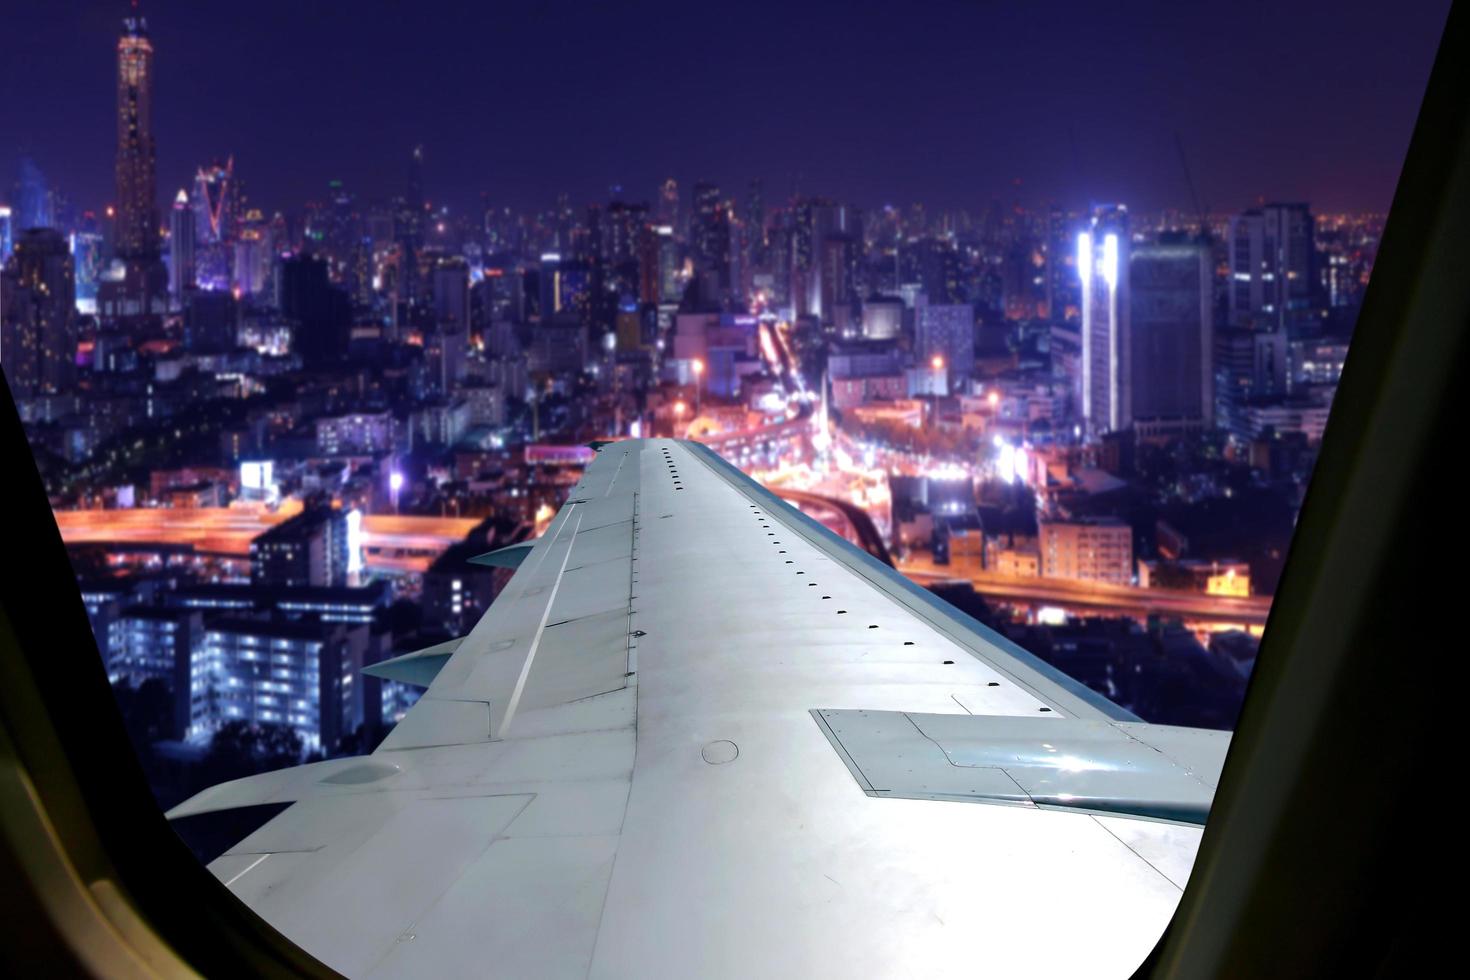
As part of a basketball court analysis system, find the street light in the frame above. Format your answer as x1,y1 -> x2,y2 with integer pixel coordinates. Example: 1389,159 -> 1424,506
692,358 -> 705,415
389,470 -> 404,514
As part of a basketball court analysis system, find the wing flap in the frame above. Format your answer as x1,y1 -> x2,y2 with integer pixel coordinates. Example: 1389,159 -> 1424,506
813,709 -> 1226,824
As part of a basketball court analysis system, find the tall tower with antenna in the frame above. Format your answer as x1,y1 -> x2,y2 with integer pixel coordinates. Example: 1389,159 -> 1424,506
113,2 -> 167,314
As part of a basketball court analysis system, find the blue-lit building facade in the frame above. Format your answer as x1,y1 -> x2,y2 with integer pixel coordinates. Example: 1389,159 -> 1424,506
110,606 -> 201,738
188,618 -> 365,753
169,581 -> 389,624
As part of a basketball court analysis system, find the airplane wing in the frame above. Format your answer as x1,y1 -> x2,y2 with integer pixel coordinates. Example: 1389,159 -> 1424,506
168,438 -> 1227,978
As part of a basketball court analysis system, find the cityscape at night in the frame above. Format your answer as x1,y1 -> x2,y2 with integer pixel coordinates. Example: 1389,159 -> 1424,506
0,0 -> 1447,820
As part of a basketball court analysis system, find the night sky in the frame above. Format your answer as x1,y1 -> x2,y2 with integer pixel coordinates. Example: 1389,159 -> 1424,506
1,0 -> 1450,220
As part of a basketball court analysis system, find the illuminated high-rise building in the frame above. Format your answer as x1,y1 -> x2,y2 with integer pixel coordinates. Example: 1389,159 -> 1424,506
793,199 -> 861,321
656,226 -> 683,307
1045,207 -> 1080,320
1227,203 -> 1314,329
186,617 -> 366,752
233,209 -> 270,297
657,178 -> 679,238
915,295 -> 974,382
691,182 -> 730,290
1076,205 -> 1131,435
72,230 -> 105,315
114,11 -> 166,307
192,158 -> 234,290
604,201 -> 647,267
114,6 -> 157,262
1,229 -> 77,399
537,252 -> 563,320
168,189 -> 195,302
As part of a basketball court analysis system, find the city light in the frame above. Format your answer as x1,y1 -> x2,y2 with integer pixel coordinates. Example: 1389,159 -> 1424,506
6,0 -> 1394,878
345,508 -> 364,577
995,440 -> 1024,484
1101,232 -> 1119,290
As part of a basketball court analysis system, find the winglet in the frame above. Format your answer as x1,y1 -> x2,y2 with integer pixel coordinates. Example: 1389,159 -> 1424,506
361,637 -> 462,687
468,539 -> 537,568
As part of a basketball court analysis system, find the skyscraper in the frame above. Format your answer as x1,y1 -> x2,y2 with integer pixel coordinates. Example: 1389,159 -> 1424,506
657,178 -> 680,238
793,198 -> 860,321
192,159 -> 235,291
1045,207 -> 1080,320
113,10 -> 167,311
72,229 -> 105,315
691,182 -> 730,291
168,189 -> 195,302
1129,237 -> 1214,435
116,13 -> 157,259
915,295 -> 975,383
1,228 -> 77,399
432,256 -> 471,330
279,254 -> 351,368
1227,203 -> 1315,329
393,146 -> 427,307
234,209 -> 270,297
745,178 -> 766,269
1076,205 -> 1131,434
656,226 -> 682,307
